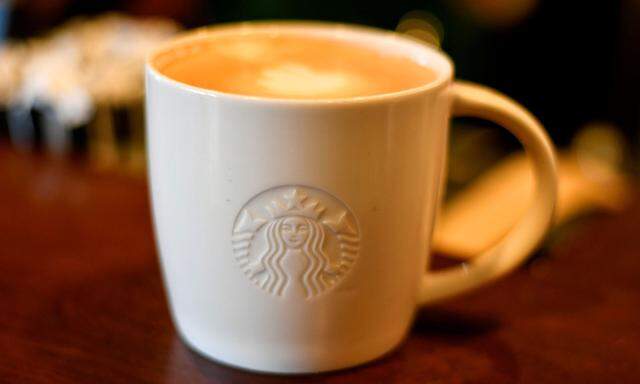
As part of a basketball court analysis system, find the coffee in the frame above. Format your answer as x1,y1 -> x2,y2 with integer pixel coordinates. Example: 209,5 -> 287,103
152,32 -> 438,99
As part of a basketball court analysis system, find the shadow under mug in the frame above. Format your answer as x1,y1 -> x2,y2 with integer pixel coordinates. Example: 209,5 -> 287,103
145,21 -> 557,374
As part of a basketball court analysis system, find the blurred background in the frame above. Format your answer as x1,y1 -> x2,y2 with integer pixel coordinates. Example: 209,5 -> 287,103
0,0 -> 638,255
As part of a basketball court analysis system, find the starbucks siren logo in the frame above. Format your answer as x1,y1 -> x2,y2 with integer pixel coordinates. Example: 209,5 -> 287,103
231,186 -> 360,299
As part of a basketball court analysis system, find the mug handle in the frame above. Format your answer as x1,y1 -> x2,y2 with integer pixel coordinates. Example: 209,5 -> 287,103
419,81 -> 558,305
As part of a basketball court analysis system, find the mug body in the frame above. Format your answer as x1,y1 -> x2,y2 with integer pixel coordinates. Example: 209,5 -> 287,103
146,22 -> 453,373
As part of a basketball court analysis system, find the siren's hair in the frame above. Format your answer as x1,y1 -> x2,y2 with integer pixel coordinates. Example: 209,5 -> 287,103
257,220 -> 287,295
301,219 -> 333,297
257,216 -> 332,298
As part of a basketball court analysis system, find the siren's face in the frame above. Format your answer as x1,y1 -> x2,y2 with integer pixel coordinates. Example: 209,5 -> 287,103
280,216 -> 310,249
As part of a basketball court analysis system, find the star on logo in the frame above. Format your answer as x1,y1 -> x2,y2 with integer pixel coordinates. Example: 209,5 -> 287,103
283,188 -> 307,211
266,188 -> 325,219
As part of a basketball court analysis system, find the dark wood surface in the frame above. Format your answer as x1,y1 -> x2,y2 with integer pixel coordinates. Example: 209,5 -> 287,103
1,144 -> 639,383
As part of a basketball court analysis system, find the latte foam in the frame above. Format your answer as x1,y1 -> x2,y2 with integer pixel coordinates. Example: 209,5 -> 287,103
153,31 -> 437,99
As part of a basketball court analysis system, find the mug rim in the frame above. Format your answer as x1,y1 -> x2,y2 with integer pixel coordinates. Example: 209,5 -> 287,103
146,20 -> 454,106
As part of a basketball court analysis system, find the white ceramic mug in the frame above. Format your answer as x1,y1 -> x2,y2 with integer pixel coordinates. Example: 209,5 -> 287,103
145,22 -> 557,374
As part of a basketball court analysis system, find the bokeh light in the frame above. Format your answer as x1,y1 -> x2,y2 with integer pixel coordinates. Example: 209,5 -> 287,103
396,10 -> 443,48
573,121 -> 626,182
456,0 -> 539,27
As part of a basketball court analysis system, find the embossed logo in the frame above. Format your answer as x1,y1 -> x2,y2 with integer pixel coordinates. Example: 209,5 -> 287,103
232,186 -> 360,299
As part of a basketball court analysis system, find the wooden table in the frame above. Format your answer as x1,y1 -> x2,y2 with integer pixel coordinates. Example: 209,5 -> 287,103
1,144 -> 639,383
